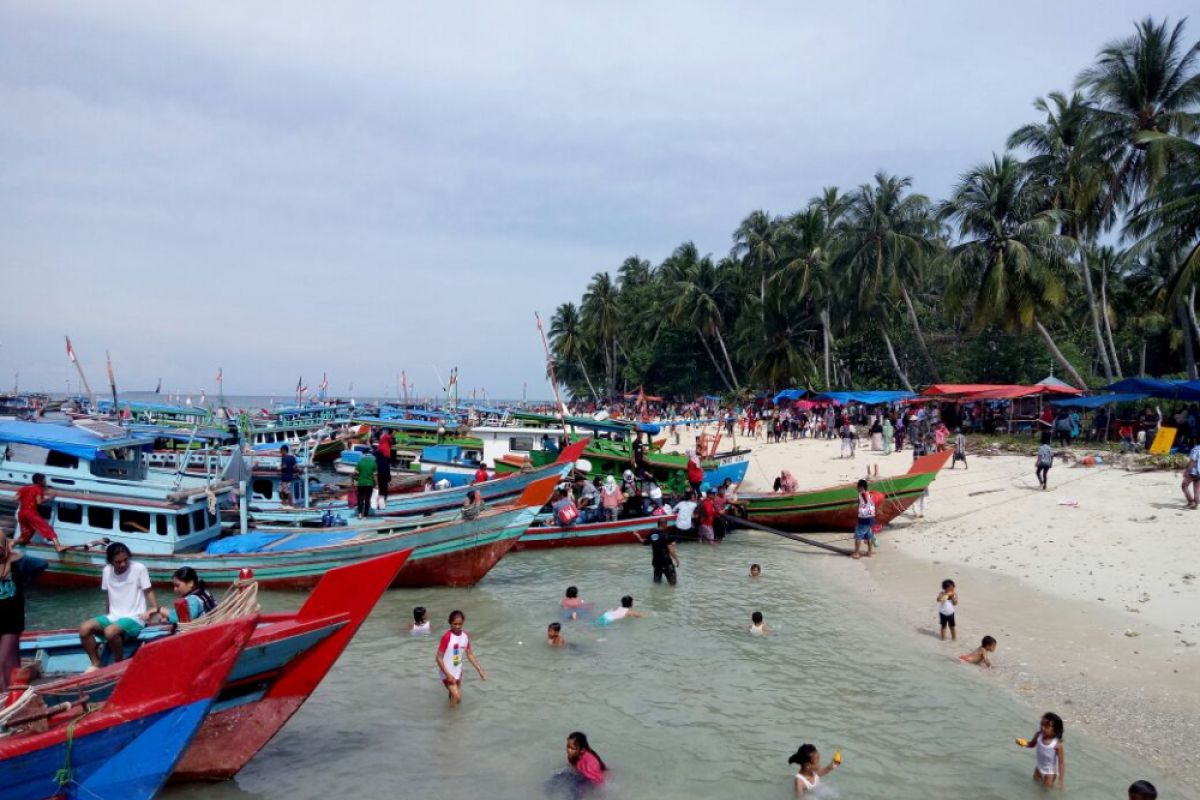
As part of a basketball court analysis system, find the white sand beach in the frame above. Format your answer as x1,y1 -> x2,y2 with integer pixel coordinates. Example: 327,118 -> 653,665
679,425 -> 1200,790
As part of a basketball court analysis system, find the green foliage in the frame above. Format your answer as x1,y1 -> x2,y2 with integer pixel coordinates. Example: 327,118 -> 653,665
545,17 -> 1200,398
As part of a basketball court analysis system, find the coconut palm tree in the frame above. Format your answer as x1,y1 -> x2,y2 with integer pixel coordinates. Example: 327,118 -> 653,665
772,205 -> 838,389
836,172 -> 944,386
1075,16 -> 1200,209
662,243 -> 740,391
1009,91 -> 1118,379
549,302 -> 599,400
581,272 -> 621,397
939,154 -> 1088,388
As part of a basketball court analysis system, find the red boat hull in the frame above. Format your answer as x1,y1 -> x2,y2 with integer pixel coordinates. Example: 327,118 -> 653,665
390,534 -> 521,588
172,550 -> 410,781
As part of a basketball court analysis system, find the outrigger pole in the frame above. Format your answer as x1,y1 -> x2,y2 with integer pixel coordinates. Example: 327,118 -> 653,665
105,350 -> 119,413
64,336 -> 95,405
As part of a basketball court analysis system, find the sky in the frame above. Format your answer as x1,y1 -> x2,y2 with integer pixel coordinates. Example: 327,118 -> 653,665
0,2 -> 1192,398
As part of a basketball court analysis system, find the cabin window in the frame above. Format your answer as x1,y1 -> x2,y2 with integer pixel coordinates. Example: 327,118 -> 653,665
119,510 -> 152,534
192,508 -> 206,532
88,506 -> 114,529
509,436 -> 536,452
57,502 -> 83,524
45,450 -> 79,469
156,515 -> 168,536
251,478 -> 274,500
177,513 -> 191,536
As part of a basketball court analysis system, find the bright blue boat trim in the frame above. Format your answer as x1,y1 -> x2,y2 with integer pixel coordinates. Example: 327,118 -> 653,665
0,421 -> 154,461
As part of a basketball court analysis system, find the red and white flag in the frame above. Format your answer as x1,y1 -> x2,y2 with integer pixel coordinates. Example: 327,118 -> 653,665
65,336 -> 77,363
319,372 -> 328,391
215,368 -> 223,383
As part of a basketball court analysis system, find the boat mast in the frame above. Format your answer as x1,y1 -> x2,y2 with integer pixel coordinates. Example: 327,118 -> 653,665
65,336 -> 95,405
535,311 -> 569,432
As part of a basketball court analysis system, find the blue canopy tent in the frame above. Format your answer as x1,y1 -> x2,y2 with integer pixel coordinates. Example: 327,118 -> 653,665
1049,393 -> 1148,408
812,390 -> 915,405
1103,378 -> 1200,402
771,389 -> 807,404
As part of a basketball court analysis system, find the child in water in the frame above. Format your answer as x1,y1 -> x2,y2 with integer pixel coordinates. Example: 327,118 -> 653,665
959,635 -> 996,667
936,579 -> 958,641
787,743 -> 840,795
598,595 -> 643,624
566,731 -> 607,787
749,611 -> 770,635
435,610 -> 486,706
547,622 -> 565,647
749,563 -> 761,578
1128,780 -> 1157,799
410,606 -> 430,634
561,586 -> 587,620
1017,712 -> 1065,790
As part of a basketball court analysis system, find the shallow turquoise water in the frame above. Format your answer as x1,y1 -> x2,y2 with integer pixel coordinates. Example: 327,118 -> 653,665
27,536 -> 1145,799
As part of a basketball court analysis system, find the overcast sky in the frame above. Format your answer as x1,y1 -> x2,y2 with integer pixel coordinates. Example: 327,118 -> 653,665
0,2 -> 1191,398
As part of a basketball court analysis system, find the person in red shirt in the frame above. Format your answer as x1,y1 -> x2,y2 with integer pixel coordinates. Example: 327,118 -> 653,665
15,474 -> 65,552
472,462 -> 490,484
378,428 -> 394,465
685,450 -> 705,493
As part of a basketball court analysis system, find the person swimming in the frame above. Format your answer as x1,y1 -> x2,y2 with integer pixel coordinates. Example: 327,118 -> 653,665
410,606 -> 431,634
598,595 -> 643,624
749,611 -> 770,635
547,621 -> 566,647
560,586 -> 588,620
749,563 -> 761,578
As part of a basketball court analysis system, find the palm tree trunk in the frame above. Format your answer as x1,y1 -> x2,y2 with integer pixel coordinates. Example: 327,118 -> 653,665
820,306 -> 832,390
714,328 -> 739,389
1034,319 -> 1087,389
1139,340 -> 1146,377
1100,265 -> 1122,378
899,286 -> 941,382
1177,303 -> 1199,380
577,356 -> 600,401
879,326 -> 915,393
1187,289 -> 1200,366
696,327 -> 734,392
1079,247 -> 1113,381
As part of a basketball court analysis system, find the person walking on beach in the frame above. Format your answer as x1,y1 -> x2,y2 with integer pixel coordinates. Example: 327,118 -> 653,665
936,579 -> 958,641
435,609 -> 486,706
851,479 -> 875,559
14,474 -> 65,551
1036,432 -> 1053,491
951,428 -> 968,469
354,450 -> 376,518
882,416 -> 894,455
1017,712 -> 1065,790
1182,439 -> 1200,509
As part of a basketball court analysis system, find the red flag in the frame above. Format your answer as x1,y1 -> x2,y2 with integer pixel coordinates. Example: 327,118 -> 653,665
65,336 -> 77,363
216,368 -> 223,383
320,372 -> 328,391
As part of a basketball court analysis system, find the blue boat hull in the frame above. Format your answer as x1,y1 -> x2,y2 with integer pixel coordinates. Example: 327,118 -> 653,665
0,699 -> 211,800
704,459 -> 749,485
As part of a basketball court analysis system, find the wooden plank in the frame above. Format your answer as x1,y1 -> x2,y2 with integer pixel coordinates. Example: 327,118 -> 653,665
721,514 -> 854,556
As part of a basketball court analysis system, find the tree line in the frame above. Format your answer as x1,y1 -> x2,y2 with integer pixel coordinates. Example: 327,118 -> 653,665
548,17 -> 1200,399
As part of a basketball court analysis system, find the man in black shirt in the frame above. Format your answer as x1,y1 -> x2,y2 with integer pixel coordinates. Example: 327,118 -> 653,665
642,525 -> 679,586
631,433 -> 648,478
279,444 -> 298,507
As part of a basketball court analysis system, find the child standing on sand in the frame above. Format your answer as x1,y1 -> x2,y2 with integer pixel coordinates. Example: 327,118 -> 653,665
1036,432 -> 1053,490
936,580 -> 958,641
951,429 -> 968,469
1017,712 -> 1065,790
959,635 -> 996,666
435,610 -> 486,706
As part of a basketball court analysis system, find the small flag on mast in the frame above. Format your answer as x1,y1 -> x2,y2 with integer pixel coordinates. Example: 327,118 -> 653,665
65,336 -> 77,363
216,368 -> 223,383
320,372 -> 328,391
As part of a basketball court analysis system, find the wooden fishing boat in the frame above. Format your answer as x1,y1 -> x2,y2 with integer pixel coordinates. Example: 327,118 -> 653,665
734,450 -> 952,532
514,513 -> 675,550
20,472 -> 561,590
19,551 -> 410,782
0,618 -> 255,800
246,439 -> 587,524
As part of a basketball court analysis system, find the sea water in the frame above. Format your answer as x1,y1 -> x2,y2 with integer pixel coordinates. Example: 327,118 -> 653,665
27,536 -> 1144,799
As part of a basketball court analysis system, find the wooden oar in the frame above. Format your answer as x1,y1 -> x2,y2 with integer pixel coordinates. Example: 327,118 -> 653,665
720,514 -> 854,556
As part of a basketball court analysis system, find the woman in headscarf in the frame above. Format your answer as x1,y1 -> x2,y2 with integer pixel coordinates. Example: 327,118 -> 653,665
882,415 -> 894,455
600,474 -> 624,522
779,470 -> 799,493
870,416 -> 884,451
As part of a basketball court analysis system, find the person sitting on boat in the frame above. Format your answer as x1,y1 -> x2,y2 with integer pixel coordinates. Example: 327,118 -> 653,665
462,489 -> 484,520
422,476 -> 436,492
149,566 -> 216,625
550,489 -> 579,528
472,462 -> 490,484
14,474 -> 66,553
79,542 -> 158,669
575,476 -> 600,523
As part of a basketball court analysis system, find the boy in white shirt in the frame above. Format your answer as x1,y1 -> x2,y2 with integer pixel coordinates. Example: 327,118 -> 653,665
79,542 -> 157,668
